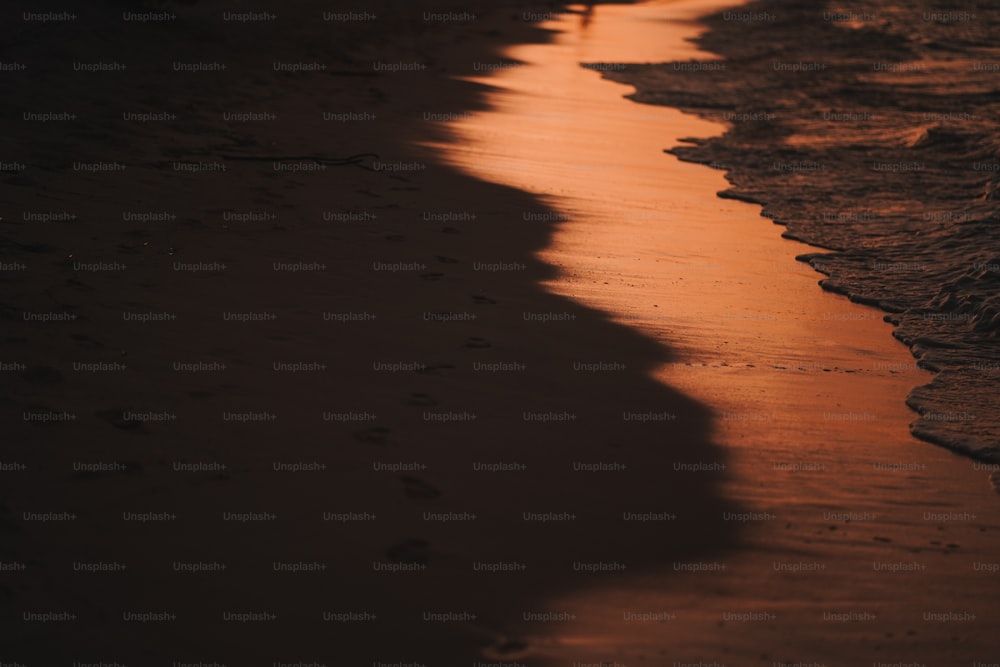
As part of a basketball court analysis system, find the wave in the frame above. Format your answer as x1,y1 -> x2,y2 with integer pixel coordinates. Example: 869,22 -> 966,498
603,0 -> 1000,461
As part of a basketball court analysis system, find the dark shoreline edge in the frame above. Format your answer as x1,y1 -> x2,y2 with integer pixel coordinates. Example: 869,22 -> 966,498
2,0 -> 739,662
600,0 -> 1000,464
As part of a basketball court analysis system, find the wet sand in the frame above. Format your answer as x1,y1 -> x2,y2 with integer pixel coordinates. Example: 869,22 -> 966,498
438,1 -> 1000,664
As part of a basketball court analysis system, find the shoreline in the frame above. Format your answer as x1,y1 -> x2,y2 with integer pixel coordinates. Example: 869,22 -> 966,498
601,0 -> 1000,465
439,1 -> 1000,663
3,1 -> 737,663
3,0 -> 998,664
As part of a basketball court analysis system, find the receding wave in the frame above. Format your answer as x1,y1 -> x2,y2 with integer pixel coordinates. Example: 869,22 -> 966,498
601,0 -> 1000,461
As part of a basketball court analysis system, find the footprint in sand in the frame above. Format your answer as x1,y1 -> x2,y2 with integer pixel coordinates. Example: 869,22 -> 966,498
71,334 -> 104,349
353,426 -> 391,445
407,393 -> 437,407
386,538 -> 429,564
65,278 -> 96,293
8,241 -> 56,254
401,476 -> 440,500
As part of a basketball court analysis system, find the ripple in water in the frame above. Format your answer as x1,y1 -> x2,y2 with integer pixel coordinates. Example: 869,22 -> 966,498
603,0 -> 1000,461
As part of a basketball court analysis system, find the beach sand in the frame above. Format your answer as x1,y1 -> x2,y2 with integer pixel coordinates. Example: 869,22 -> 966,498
437,1 -> 1000,664
2,0 -> 998,665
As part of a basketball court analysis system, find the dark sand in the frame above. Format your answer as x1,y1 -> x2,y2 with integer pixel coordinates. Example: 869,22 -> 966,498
4,1 -> 733,664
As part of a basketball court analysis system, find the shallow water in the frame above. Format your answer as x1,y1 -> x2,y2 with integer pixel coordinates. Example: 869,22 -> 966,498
605,0 -> 1000,461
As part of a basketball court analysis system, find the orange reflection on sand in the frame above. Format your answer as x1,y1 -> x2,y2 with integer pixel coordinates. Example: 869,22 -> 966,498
428,1 -> 1000,665
441,2 -> 710,204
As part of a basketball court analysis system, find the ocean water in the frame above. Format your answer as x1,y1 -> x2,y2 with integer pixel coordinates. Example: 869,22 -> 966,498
602,0 -> 1000,462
